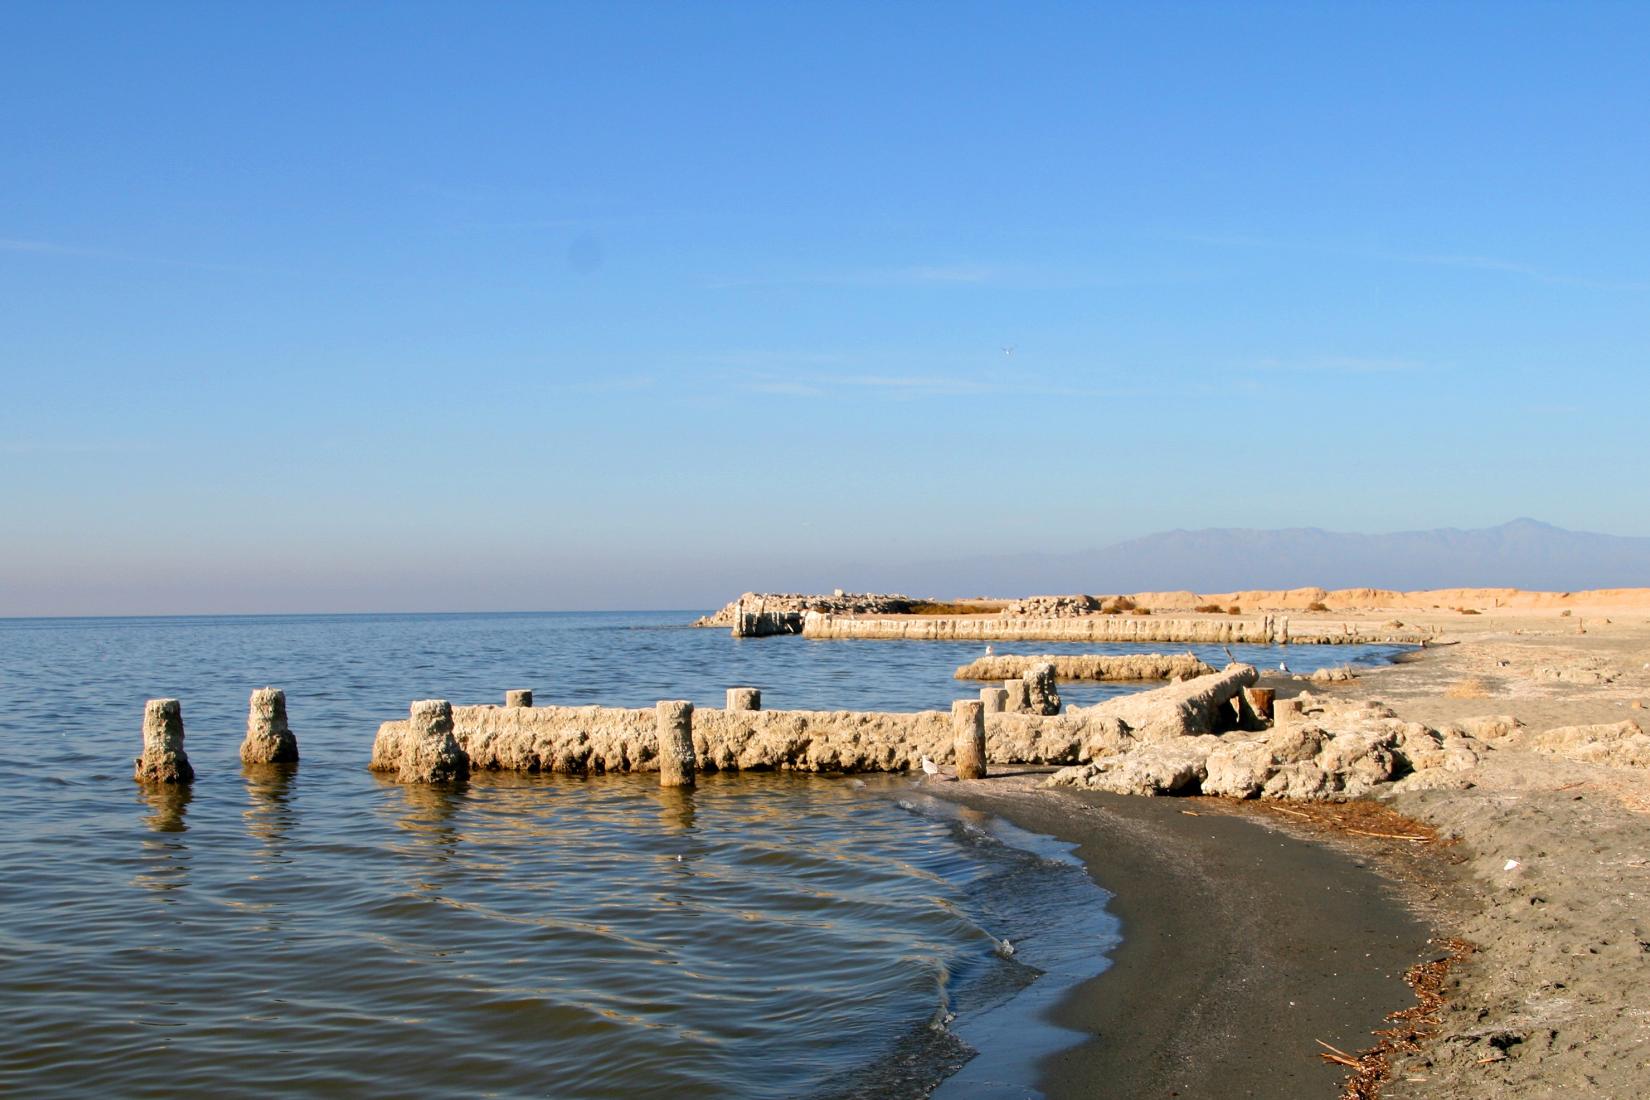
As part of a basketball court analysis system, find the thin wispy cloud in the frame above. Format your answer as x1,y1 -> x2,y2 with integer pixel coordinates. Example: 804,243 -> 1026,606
0,235 -> 271,275
562,375 -> 656,394
730,369 -> 1117,400
0,238 -> 105,257
1249,355 -> 1426,374
745,380 -> 827,398
1179,232 -> 1650,292
702,262 -> 1003,291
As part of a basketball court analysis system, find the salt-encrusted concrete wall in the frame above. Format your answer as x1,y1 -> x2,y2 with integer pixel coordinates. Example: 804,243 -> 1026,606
368,666 -> 1264,778
801,611 -> 1431,645
954,653 -> 1217,682
370,700 -> 1133,776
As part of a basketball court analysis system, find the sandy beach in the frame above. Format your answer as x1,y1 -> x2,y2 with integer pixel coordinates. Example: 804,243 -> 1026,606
936,776 -> 1442,1098
931,595 -> 1650,1098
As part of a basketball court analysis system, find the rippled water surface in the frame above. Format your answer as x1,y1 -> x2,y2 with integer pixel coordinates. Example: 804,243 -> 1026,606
0,612 -> 1400,1097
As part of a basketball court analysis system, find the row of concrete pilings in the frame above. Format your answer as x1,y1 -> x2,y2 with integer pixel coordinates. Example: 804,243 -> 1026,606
131,677 -> 1015,789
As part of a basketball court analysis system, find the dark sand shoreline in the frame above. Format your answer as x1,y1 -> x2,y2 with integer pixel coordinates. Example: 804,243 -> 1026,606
933,776 -> 1443,1098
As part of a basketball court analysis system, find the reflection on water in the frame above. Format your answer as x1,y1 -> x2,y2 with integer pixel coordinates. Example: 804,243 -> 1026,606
134,783 -> 192,898
241,763 -> 297,852
0,611 -> 1395,1098
138,782 -> 192,834
655,786 -> 697,835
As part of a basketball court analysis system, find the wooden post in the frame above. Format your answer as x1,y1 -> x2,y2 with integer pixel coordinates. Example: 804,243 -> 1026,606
952,699 -> 987,780
657,700 -> 696,787
726,687 -> 761,711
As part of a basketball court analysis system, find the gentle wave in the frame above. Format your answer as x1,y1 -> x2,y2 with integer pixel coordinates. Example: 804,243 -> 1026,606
0,611 -> 1396,1097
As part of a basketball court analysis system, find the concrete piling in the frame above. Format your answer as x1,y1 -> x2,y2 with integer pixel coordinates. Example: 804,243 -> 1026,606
726,687 -> 761,711
1024,662 -> 1061,715
241,687 -> 299,765
657,700 -> 696,787
398,700 -> 469,784
952,699 -> 987,780
980,686 -> 1009,713
505,689 -> 533,708
135,698 -> 193,784
1003,678 -> 1030,713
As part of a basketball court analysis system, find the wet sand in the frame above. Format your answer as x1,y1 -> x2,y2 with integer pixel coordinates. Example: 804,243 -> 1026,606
934,775 -> 1441,1098
935,599 -> 1650,1098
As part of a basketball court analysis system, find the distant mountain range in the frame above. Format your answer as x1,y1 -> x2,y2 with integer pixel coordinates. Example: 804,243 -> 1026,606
893,520 -> 1650,595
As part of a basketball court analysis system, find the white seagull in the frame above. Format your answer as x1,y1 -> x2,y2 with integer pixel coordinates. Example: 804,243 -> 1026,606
921,756 -> 940,778
984,644 -> 994,656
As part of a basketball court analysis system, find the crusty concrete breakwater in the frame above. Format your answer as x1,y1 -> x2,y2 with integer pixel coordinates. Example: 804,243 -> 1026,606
955,653 -> 1215,682
369,665 -> 1263,778
801,609 -> 1433,645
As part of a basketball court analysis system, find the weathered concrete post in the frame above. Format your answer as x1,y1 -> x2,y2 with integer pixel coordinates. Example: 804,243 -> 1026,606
1232,687 -> 1261,731
398,700 -> 469,784
726,687 -> 761,711
241,687 -> 299,764
657,700 -> 696,787
504,689 -> 533,708
1246,687 -> 1276,722
1024,662 -> 1061,715
952,699 -> 987,780
980,686 -> 1009,714
135,698 -> 193,784
1003,679 -> 1030,713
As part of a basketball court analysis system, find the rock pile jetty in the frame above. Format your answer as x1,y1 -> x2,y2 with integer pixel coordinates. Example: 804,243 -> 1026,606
694,592 -> 920,635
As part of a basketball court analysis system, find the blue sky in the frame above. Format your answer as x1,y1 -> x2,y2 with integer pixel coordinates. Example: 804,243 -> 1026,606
3,2 -> 1647,614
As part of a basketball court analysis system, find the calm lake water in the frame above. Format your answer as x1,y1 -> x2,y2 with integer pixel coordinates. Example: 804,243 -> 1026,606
0,612 -> 1400,1097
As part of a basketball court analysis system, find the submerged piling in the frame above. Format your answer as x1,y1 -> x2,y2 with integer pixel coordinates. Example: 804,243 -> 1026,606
504,689 -> 533,708
952,699 -> 987,780
135,698 -> 193,784
726,687 -> 761,711
241,687 -> 298,765
980,686 -> 1008,714
398,700 -> 469,784
657,700 -> 696,787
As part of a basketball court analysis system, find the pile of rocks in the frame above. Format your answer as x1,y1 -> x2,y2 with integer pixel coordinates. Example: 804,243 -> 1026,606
999,594 -> 1105,617
693,592 -> 919,629
997,594 -> 1148,618
1048,693 -> 1503,801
